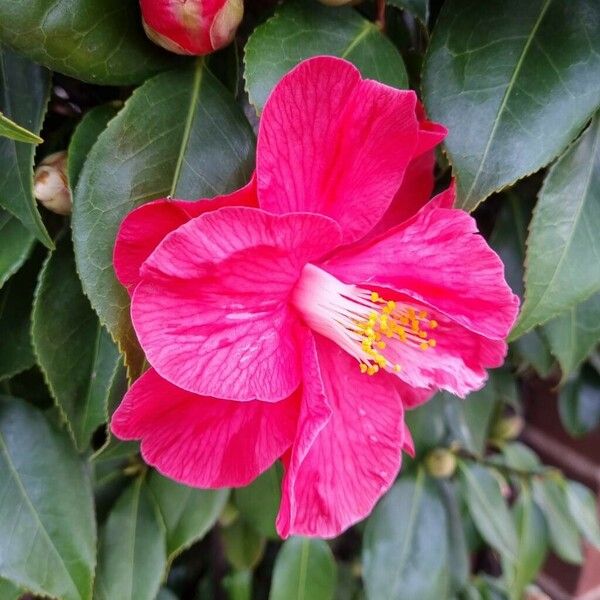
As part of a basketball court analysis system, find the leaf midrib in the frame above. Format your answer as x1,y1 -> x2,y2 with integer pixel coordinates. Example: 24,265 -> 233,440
0,427 -> 80,599
463,0 -> 553,207
518,117 -> 600,333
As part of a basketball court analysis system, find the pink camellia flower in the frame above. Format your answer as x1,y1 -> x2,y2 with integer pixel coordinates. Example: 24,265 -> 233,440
140,0 -> 243,55
112,57 -> 519,538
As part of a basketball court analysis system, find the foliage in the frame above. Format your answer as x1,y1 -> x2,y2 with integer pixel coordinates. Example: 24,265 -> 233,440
1,0 -> 600,599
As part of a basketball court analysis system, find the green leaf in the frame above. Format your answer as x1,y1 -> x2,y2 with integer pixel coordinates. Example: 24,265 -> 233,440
487,195 -> 554,376
387,0 -> 428,23
0,1 -> 179,85
504,488 -> 548,599
94,477 -> 167,600
558,364 -> 600,437
223,570 -> 252,600
234,462 -> 282,539
500,442 -> 541,472
32,236 -> 120,450
0,578 -> 22,600
533,478 -> 583,564
147,471 -> 228,562
0,111 -> 42,143
68,103 -> 120,190
270,537 -> 336,600
244,0 -> 408,113
459,462 -> 518,561
73,63 -> 255,376
422,0 -> 600,212
404,394 -> 446,455
437,480 -> 469,594
544,292 -> 600,379
0,209 -> 34,289
513,113 -> 600,337
0,45 -> 52,247
0,253 -> 39,380
222,519 -> 266,572
0,397 -> 96,600
362,470 -> 450,600
565,480 -> 600,549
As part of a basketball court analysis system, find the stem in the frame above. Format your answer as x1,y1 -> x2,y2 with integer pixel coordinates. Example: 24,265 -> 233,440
376,0 -> 386,31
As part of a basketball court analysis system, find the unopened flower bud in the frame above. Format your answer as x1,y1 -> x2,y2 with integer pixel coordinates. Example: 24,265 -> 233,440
34,151 -> 72,216
424,448 -> 457,478
140,0 -> 243,56
492,415 -> 524,442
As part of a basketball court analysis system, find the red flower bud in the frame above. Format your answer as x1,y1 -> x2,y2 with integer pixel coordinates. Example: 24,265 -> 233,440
139,0 -> 243,56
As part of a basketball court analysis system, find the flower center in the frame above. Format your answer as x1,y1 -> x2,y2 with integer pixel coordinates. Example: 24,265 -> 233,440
291,264 -> 437,375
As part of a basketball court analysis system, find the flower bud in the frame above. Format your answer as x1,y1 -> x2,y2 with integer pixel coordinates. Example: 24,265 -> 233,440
140,0 -> 243,56
424,448 -> 457,479
491,415 -> 524,443
34,151 -> 72,216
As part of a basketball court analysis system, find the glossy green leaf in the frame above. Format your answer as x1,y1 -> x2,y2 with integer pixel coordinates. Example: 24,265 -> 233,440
545,292 -> 600,379
147,471 -> 228,562
0,209 -> 34,289
0,397 -> 96,600
565,480 -> 600,549
0,579 -> 21,600
513,114 -> 600,337
244,0 -> 408,113
501,442 -> 541,472
0,1 -> 179,85
554,362 -> 598,436
558,367 -> 600,437
459,462 -> 517,561
405,394 -> 446,455
0,253 -> 39,380
72,63 -> 255,375
487,196 -> 554,375
94,477 -> 166,600
223,570 -> 252,600
505,488 -> 548,598
68,104 -> 120,190
0,111 -> 42,143
437,480 -> 469,594
157,588 -> 179,600
533,478 -> 582,564
0,45 -> 52,247
32,236 -> 120,450
234,463 -> 282,539
270,537 -> 336,600
222,519 -> 266,572
363,470 -> 450,600
423,0 -> 600,212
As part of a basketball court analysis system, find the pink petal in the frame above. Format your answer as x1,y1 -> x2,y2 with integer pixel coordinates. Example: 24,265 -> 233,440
362,108 -> 447,237
114,177 -> 258,292
276,335 -> 408,538
257,56 -> 420,244
111,368 -> 299,487
323,195 -> 519,341
133,207 -> 342,402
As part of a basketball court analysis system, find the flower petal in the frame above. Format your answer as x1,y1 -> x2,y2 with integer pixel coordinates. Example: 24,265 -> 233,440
257,56 -> 420,243
323,195 -> 519,341
113,178 -> 258,292
276,335 -> 407,538
133,207 -> 342,402
111,368 -> 299,487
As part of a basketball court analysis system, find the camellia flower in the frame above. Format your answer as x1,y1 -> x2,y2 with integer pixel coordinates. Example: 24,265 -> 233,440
112,57 -> 519,538
140,0 -> 243,55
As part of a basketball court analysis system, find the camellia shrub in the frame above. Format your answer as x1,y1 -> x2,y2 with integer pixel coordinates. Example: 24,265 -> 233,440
1,1 -> 600,599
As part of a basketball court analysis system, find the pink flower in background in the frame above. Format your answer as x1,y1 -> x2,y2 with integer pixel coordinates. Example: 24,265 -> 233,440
140,0 -> 243,55
112,57 -> 519,538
